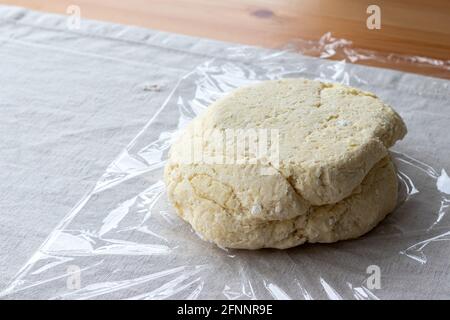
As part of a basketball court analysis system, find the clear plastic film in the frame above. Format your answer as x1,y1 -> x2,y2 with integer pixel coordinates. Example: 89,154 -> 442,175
2,34 -> 450,300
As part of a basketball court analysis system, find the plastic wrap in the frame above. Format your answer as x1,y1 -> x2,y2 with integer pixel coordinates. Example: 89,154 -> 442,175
1,34 -> 450,300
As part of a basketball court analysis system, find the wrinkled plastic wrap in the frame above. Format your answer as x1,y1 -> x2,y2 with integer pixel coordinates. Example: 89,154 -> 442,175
2,33 -> 450,300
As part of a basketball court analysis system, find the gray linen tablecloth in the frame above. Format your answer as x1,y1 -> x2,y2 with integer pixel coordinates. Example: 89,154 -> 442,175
0,5 -> 449,299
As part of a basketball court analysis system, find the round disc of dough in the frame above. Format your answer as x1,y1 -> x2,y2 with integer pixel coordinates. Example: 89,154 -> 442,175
165,78 -> 406,249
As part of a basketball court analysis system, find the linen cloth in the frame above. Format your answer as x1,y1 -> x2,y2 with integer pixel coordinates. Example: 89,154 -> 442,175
0,5 -> 449,299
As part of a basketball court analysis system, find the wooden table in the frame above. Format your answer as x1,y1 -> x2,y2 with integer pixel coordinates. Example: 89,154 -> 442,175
4,0 -> 450,79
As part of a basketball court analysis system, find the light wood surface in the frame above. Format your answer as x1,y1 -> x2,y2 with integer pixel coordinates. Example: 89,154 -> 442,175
4,0 -> 450,78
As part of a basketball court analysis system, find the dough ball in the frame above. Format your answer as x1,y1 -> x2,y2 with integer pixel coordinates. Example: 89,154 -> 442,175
165,78 -> 406,249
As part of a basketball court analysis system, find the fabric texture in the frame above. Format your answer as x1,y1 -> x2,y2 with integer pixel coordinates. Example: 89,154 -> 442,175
0,5 -> 449,298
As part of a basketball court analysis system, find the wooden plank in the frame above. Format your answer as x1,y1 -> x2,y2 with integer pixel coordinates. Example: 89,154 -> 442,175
3,0 -> 450,78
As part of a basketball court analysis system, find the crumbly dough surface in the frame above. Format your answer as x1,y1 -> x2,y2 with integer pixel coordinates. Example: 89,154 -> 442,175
164,78 -> 407,249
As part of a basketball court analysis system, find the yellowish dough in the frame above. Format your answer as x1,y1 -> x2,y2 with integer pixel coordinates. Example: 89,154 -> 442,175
165,78 -> 407,249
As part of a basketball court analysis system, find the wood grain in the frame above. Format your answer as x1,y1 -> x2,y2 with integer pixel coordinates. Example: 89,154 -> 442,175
3,0 -> 450,78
